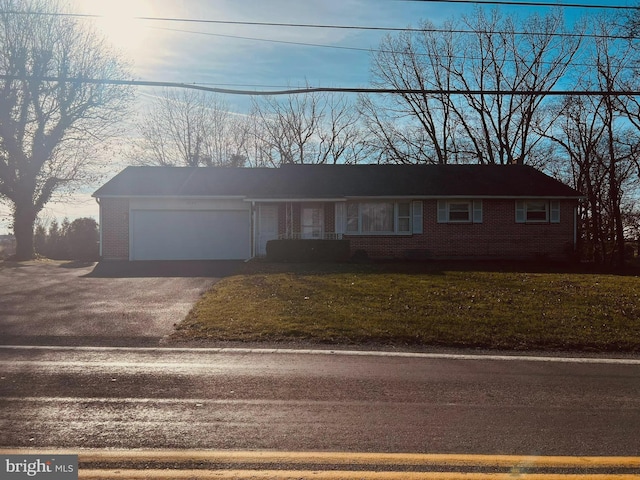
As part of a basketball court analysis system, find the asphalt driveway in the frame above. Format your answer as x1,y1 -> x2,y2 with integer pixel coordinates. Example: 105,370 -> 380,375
0,260 -> 241,347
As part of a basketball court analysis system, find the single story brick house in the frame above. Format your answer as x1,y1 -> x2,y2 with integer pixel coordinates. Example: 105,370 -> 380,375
92,164 -> 582,261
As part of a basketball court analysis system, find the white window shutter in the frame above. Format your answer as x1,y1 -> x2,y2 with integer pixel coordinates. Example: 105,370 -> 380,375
550,201 -> 560,223
437,200 -> 448,223
473,200 -> 483,223
412,201 -> 423,234
335,203 -> 346,234
515,201 -> 526,223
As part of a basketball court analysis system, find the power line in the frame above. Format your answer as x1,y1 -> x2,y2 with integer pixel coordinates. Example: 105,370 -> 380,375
3,10 -> 637,40
4,7 -> 637,87
154,22 -> 634,46
7,8 -> 640,42
153,27 -> 376,53
400,0 -> 638,9
0,10 -> 432,32
2,74 -> 639,96
154,26 -> 636,71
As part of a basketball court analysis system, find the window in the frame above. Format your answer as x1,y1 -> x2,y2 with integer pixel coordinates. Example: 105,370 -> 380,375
346,203 -> 359,233
361,202 -> 394,232
516,201 -> 560,223
397,202 -> 411,233
526,201 -> 547,221
345,201 -> 413,234
437,200 -> 483,224
448,202 -> 471,222
301,205 -> 324,239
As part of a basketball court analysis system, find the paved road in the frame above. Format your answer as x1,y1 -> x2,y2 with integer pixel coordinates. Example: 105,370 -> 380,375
0,260 -> 238,346
1,346 -> 639,455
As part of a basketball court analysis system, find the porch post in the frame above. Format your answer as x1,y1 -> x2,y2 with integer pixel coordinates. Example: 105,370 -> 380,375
286,202 -> 292,239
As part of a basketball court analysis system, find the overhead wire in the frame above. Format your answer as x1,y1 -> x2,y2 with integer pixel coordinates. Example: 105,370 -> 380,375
151,25 -> 635,72
151,23 -> 636,41
400,0 -> 637,9
1,6 -> 638,40
2,1 -> 638,94
1,75 -> 639,97
152,27 -> 376,53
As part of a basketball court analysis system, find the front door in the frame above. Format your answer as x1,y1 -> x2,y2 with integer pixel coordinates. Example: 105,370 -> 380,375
257,205 -> 278,256
301,205 -> 324,239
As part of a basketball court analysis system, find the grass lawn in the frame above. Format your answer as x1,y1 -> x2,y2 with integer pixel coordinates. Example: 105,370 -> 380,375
172,261 -> 640,352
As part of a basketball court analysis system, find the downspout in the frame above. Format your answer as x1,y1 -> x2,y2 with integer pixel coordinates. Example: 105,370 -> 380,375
574,205 -> 578,253
251,201 -> 256,259
95,197 -> 102,258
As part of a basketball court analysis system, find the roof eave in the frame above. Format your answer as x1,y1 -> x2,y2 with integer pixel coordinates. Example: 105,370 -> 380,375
93,194 -> 248,200
244,197 -> 347,202
94,193 -> 583,200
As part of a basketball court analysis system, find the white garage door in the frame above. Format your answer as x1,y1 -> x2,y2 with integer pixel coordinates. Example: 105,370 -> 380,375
131,209 -> 251,260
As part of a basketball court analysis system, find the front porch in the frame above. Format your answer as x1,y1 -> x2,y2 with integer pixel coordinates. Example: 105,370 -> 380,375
254,200 -> 342,257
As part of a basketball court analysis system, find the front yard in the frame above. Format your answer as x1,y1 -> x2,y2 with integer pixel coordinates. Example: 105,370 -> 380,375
172,261 -> 640,352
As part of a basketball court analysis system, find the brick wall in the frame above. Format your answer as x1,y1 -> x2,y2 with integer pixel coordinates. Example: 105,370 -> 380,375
347,199 -> 577,260
100,198 -> 129,260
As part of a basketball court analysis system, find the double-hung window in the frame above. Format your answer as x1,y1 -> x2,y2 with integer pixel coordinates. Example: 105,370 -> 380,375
437,200 -> 483,224
345,201 -> 414,234
516,201 -> 560,223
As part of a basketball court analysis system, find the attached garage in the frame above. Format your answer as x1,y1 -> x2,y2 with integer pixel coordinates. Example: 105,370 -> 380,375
129,200 -> 251,261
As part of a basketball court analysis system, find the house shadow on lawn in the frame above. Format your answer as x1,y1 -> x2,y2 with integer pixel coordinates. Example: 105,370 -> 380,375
84,260 -> 244,278
59,260 -> 97,269
242,258 -> 640,277
373,259 -> 640,276
83,258 -> 640,278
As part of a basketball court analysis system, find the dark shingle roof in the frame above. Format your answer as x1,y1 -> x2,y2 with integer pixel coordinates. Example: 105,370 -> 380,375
93,164 -> 581,199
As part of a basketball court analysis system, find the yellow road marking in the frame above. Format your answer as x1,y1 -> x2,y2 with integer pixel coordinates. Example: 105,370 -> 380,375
3,450 -> 640,479
78,470 -> 640,480
2,449 -> 640,468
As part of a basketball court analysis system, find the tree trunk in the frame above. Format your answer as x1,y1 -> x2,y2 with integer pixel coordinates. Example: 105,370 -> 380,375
13,205 -> 37,260
612,190 -> 627,269
605,97 -> 626,269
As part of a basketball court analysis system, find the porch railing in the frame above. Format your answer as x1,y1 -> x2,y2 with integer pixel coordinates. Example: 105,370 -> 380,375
278,233 -> 344,240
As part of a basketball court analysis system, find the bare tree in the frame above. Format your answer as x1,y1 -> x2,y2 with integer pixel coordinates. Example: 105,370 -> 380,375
545,15 -> 640,266
361,21 -> 461,164
251,90 -> 365,165
591,18 -> 640,267
0,0 -> 133,259
362,8 -> 581,166
550,95 -> 610,263
130,88 -> 248,167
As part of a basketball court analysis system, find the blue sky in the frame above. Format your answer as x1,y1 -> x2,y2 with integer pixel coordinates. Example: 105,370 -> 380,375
0,0 -> 626,234
79,0 -> 609,111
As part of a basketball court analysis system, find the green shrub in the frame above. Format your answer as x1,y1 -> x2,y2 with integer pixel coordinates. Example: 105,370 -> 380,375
266,239 -> 350,262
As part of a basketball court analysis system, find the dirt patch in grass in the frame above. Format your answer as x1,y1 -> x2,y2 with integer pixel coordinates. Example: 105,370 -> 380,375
171,261 -> 640,352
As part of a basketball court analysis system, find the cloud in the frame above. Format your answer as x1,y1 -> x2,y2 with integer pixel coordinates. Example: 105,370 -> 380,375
119,0 -> 416,86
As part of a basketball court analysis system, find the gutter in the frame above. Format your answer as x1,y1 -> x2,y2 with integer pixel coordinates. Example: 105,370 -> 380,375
574,206 -> 579,252
251,200 -> 256,259
95,197 -> 102,258
93,194 -> 584,201
244,197 -> 347,203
